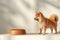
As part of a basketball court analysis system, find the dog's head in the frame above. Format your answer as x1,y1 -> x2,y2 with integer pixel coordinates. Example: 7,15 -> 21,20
34,11 -> 44,21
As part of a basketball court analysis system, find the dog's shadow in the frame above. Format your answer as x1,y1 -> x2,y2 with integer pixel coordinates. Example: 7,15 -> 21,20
57,31 -> 60,34
26,31 -> 60,35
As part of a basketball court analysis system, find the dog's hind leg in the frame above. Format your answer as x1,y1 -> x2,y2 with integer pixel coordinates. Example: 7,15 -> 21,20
54,26 -> 57,34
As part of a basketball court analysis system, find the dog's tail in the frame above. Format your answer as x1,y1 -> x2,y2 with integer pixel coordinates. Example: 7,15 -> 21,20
49,14 -> 58,23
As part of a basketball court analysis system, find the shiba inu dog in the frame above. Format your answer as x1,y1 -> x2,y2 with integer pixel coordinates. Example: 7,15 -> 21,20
34,11 -> 58,34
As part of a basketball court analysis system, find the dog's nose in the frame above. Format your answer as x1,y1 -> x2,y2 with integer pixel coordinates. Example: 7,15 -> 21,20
34,18 -> 39,21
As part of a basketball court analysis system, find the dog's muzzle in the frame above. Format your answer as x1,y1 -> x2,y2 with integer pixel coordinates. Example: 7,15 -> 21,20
34,18 -> 39,21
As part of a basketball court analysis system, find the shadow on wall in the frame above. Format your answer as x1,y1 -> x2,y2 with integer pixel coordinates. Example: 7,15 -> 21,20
0,3 -> 27,34
0,0 -> 60,34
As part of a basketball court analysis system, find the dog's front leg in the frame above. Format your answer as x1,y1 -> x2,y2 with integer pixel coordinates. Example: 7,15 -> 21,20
50,27 -> 53,33
43,27 -> 46,35
40,28 -> 42,34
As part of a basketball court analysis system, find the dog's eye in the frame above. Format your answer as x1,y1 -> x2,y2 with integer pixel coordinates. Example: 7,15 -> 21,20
36,14 -> 40,17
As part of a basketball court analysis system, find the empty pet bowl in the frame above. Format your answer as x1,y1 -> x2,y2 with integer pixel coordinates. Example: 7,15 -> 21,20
8,29 -> 26,35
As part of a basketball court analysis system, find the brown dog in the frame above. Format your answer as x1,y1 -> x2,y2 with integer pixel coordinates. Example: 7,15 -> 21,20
34,11 -> 58,34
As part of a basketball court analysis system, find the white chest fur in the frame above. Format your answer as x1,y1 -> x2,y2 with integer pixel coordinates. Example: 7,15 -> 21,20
37,21 -> 45,28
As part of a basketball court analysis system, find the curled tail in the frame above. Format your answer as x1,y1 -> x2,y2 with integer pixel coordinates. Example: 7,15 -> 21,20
49,14 -> 58,23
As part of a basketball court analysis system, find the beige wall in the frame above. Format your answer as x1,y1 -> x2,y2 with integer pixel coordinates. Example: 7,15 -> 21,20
0,0 -> 60,34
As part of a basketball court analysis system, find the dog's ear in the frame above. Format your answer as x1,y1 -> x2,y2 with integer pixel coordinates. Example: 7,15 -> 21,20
35,11 -> 40,17
36,11 -> 42,14
39,11 -> 43,14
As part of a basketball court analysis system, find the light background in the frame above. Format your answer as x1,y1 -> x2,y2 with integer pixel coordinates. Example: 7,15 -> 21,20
0,0 -> 60,34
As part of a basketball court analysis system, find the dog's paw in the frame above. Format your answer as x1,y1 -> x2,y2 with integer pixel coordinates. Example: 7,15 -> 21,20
42,33 -> 46,35
39,32 -> 42,34
54,32 -> 57,34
